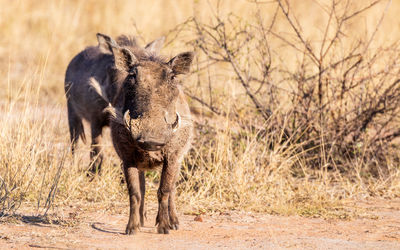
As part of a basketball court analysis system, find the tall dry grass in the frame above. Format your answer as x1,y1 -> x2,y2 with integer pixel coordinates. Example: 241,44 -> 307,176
1,0 -> 399,218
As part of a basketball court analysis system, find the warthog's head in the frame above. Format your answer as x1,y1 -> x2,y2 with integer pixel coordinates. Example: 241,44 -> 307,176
98,33 -> 194,151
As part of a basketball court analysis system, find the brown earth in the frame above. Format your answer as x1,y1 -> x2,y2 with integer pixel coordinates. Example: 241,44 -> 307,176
0,199 -> 399,249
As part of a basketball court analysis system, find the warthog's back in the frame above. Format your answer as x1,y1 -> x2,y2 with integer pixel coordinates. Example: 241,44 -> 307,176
65,46 -> 113,123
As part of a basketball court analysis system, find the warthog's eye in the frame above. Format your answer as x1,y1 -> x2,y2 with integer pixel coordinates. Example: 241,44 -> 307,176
164,68 -> 175,81
169,69 -> 176,81
131,112 -> 142,119
128,67 -> 137,79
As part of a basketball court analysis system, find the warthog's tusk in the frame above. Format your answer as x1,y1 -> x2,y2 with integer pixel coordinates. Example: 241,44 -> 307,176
123,110 -> 131,130
172,112 -> 180,132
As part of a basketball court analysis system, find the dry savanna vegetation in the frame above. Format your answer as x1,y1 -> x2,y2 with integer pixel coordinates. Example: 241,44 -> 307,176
1,0 -> 400,222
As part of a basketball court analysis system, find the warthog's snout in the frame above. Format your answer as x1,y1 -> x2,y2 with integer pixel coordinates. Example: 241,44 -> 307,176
123,110 -> 181,151
136,137 -> 166,151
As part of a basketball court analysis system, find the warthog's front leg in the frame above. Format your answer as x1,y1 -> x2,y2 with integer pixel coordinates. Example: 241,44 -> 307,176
156,158 -> 179,234
168,174 -> 179,230
124,164 -> 141,235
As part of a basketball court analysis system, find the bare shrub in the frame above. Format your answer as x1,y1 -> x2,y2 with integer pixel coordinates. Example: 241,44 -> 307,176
178,0 -> 400,175
157,0 -> 400,215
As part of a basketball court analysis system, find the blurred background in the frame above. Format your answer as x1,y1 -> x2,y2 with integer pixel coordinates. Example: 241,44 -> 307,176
1,0 -> 399,103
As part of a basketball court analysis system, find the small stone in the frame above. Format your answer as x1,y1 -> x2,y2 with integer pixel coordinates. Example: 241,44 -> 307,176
194,215 -> 203,222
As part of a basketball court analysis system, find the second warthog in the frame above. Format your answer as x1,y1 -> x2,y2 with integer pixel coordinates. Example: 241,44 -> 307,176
65,33 -> 194,234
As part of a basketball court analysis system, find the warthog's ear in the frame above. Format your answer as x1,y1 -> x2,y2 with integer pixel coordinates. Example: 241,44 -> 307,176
145,36 -> 165,55
111,47 -> 138,72
96,33 -> 117,53
168,52 -> 194,75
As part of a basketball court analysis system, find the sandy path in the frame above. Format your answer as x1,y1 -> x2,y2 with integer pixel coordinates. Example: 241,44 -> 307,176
0,199 -> 399,249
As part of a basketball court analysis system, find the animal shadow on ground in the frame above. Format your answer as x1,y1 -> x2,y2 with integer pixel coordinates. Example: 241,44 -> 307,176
91,222 -> 123,235
91,222 -> 155,235
28,244 -> 69,249
0,213 -> 67,228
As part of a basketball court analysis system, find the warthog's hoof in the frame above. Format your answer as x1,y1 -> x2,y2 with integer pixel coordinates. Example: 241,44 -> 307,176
169,223 -> 179,230
157,225 -> 170,234
169,216 -> 179,230
125,226 -> 139,235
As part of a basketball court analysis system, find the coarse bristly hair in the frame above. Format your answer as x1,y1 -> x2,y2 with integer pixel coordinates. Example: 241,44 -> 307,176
116,34 -> 168,64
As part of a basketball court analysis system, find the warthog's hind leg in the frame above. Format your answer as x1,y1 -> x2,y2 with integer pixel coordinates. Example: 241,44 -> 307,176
67,101 -> 85,154
89,123 -> 104,174
139,170 -> 146,227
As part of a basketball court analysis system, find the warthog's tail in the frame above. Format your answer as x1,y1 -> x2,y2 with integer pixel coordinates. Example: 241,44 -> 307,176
67,101 -> 86,153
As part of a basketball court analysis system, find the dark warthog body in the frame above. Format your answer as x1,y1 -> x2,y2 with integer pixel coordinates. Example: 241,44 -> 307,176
65,33 -> 194,234
65,35 -> 167,172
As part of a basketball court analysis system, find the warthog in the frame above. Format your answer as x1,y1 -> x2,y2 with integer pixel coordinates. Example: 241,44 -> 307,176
65,34 -> 166,172
65,33 -> 194,234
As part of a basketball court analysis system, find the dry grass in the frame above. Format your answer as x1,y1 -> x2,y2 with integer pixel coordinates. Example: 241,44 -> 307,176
1,0 -> 400,219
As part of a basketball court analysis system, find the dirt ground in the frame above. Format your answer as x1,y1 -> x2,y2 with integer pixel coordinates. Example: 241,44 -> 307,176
0,199 -> 399,250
